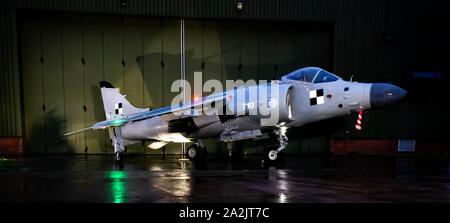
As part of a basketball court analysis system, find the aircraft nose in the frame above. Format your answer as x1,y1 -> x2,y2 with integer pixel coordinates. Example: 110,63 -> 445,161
370,83 -> 407,108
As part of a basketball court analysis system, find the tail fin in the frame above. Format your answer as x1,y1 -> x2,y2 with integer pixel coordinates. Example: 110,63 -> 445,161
99,81 -> 148,119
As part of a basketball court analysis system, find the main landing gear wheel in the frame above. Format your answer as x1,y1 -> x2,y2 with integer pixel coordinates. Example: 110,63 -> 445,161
187,146 -> 198,159
186,143 -> 206,160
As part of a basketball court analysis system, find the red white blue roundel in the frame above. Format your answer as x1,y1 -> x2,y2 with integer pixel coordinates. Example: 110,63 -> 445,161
309,89 -> 324,105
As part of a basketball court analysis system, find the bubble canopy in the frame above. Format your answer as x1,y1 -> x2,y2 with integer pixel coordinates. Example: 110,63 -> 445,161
281,67 -> 341,83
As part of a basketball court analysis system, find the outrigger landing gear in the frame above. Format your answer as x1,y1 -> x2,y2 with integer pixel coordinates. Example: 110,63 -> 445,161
115,151 -> 125,169
112,127 -> 125,169
268,128 -> 288,161
186,140 -> 207,160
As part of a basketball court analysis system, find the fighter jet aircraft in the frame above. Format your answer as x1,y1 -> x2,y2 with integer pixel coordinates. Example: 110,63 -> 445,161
66,67 -> 407,165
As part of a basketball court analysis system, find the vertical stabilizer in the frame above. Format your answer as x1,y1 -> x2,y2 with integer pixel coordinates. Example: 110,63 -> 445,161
99,81 -> 148,119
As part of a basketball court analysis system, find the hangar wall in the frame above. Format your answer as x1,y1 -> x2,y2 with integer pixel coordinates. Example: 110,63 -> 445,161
1,0 -> 449,154
18,13 -> 332,154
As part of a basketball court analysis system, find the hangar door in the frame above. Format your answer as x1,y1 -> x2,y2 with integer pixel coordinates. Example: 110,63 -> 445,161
19,12 -> 332,154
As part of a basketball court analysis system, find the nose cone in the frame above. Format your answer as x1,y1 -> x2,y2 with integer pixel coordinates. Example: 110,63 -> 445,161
370,83 -> 407,108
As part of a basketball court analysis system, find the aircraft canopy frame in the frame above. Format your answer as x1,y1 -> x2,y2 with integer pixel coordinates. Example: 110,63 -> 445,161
281,67 -> 340,83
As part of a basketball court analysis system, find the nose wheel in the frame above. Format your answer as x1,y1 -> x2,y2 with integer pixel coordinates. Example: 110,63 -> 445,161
267,128 -> 288,161
268,150 -> 278,161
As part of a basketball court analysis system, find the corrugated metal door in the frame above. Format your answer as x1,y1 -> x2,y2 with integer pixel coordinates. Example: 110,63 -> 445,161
20,13 -> 332,154
20,13 -> 181,154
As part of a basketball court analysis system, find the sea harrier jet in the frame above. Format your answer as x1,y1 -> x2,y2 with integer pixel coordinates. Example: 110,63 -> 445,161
66,67 -> 406,165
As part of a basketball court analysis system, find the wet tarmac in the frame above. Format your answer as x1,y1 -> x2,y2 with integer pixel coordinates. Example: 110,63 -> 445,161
0,154 -> 449,202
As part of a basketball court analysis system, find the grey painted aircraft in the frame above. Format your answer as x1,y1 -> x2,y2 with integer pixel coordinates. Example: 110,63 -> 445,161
66,67 -> 407,165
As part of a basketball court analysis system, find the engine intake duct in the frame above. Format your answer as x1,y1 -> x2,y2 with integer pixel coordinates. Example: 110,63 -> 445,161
168,117 -> 199,134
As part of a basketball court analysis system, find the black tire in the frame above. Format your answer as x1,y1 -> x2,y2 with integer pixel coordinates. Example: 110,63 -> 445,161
187,144 -> 208,160
268,150 -> 278,161
187,145 -> 198,159
263,146 -> 284,164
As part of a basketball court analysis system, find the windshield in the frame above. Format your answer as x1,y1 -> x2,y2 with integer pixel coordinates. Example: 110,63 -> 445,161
282,67 -> 321,83
313,70 -> 339,83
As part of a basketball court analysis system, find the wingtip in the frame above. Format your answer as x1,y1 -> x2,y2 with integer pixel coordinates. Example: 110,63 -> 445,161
63,127 -> 93,136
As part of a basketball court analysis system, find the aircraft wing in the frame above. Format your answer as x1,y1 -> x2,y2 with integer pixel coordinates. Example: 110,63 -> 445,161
92,92 -> 228,129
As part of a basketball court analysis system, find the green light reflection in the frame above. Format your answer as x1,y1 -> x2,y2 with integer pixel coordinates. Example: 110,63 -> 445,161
112,118 -> 126,126
107,171 -> 128,203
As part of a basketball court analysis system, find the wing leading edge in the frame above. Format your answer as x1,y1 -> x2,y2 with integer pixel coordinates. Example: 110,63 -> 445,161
92,92 -> 228,129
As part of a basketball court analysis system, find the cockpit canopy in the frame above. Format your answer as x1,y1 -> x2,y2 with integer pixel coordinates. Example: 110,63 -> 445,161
281,67 -> 341,83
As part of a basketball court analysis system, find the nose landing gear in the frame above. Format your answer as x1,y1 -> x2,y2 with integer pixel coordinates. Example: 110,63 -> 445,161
268,128 -> 288,161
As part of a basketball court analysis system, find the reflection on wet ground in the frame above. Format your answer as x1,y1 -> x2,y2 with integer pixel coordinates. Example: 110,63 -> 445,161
0,155 -> 449,202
